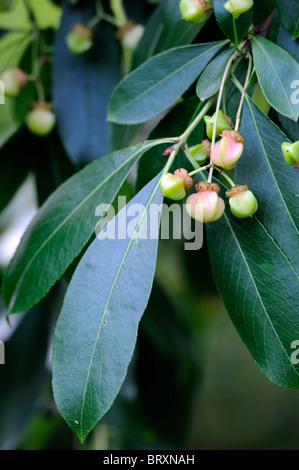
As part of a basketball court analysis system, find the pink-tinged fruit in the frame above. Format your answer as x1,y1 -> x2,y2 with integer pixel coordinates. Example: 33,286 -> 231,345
186,182 -> 225,223
173,168 -> 194,191
211,130 -> 245,170
0,67 -> 27,97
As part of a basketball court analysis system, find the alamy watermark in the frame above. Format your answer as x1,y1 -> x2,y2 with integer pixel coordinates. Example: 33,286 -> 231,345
0,341 -> 5,365
290,340 -> 299,365
291,80 -> 299,105
95,197 -> 204,251
0,80 -> 5,105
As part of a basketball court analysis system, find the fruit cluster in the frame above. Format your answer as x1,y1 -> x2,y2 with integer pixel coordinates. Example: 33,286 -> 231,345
0,67 -> 55,137
160,106 -> 259,222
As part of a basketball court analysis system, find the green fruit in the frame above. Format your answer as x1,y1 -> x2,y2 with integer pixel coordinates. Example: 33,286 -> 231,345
204,110 -> 232,140
227,185 -> 258,219
66,23 -> 93,55
189,139 -> 211,164
281,141 -> 299,166
224,0 -> 253,19
26,105 -> 56,137
0,68 -> 27,98
160,173 -> 186,201
179,0 -> 208,24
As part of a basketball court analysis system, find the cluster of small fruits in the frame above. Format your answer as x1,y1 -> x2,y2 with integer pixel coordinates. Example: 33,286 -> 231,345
159,0 -> 298,224
0,67 -> 56,136
179,0 -> 254,23
160,111 -> 258,223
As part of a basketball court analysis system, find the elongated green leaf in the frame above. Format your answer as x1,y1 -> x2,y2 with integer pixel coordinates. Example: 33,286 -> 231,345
3,141 -> 164,314
214,0 -> 253,46
277,24 -> 299,140
196,47 -> 234,101
161,0 -> 211,51
207,98 -> 299,388
252,36 -> 299,121
0,296 -> 52,450
54,2 -> 121,165
276,0 -> 299,40
108,40 -> 228,124
52,175 -> 163,442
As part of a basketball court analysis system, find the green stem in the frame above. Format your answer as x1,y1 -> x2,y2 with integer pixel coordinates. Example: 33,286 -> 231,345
234,54 -> 253,132
208,50 -> 239,183
232,17 -> 238,48
110,0 -> 127,28
160,98 -> 215,178
214,168 -> 235,187
188,163 -> 212,177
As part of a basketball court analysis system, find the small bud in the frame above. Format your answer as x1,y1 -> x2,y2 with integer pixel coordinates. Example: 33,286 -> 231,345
189,139 -> 211,164
179,0 -> 210,24
226,185 -> 258,218
211,130 -> 245,170
174,168 -> 194,191
0,67 -> 27,98
224,0 -> 254,19
204,110 -> 232,141
160,173 -> 186,201
186,182 -> 225,223
116,21 -> 145,51
66,23 -> 93,55
281,141 -> 299,167
26,103 -> 56,137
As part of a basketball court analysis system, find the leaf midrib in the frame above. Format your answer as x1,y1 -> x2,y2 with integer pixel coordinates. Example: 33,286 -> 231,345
252,36 -> 295,119
6,142 -> 160,312
79,177 -> 161,439
245,95 -> 299,238
224,213 -> 299,378
110,41 -> 228,120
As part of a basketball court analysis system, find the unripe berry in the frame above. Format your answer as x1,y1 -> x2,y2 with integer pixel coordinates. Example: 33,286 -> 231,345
226,185 -> 258,218
160,173 -> 186,201
211,130 -> 245,170
26,103 -> 56,137
66,23 -> 93,55
117,22 -> 145,51
204,110 -> 232,140
173,168 -> 194,191
186,182 -> 225,223
0,67 -> 27,97
189,139 -> 211,164
224,0 -> 253,19
179,0 -> 210,24
281,141 -> 299,168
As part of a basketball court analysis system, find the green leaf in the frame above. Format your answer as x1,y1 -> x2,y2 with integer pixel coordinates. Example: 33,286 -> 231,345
196,47 -> 234,101
252,36 -> 299,121
276,0 -> 299,40
207,98 -> 299,388
161,0 -> 211,51
52,175 -> 163,442
108,40 -> 228,124
214,0 -> 253,46
277,24 -> 299,141
3,141 -> 164,314
54,2 -> 121,165
0,298 -> 52,450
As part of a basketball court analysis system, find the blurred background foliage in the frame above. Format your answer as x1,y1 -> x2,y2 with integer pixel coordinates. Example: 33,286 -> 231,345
1,0 -> 299,451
